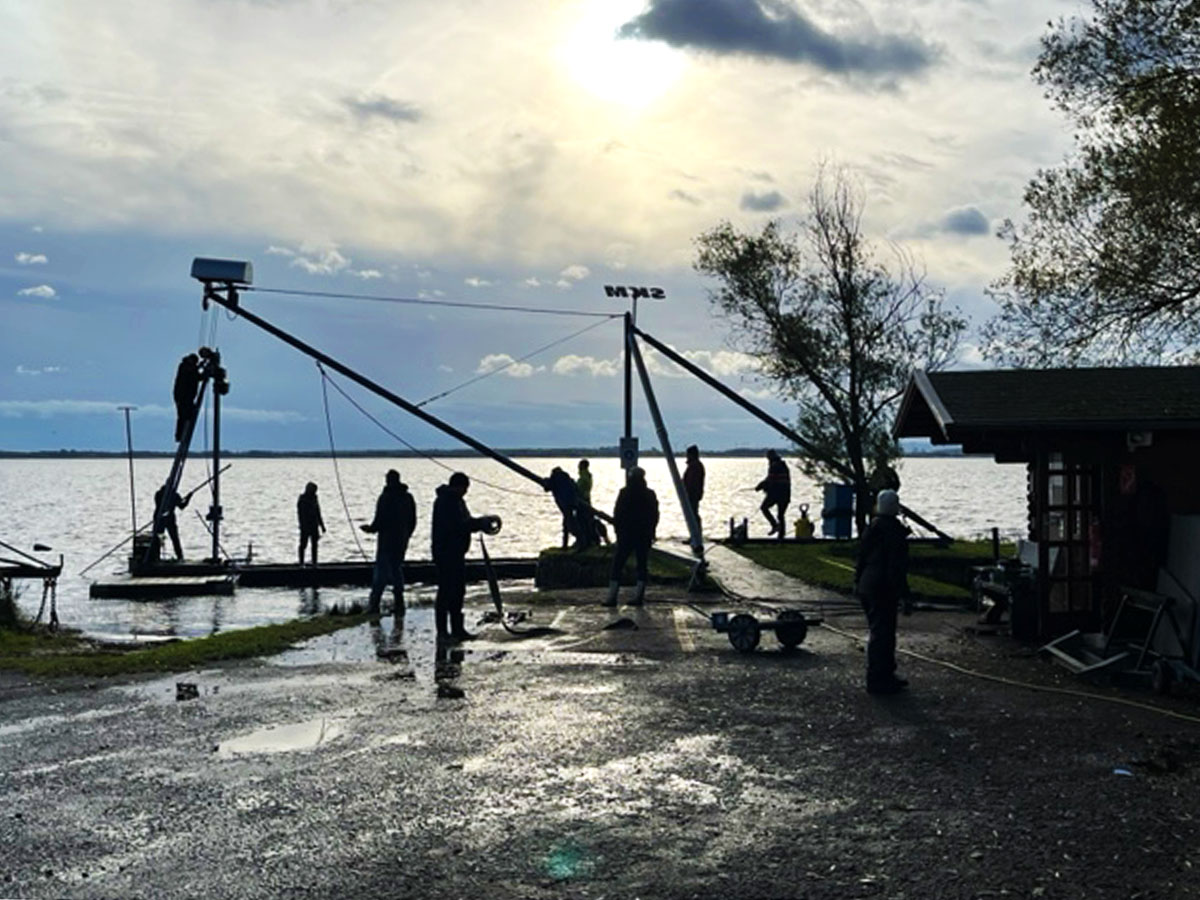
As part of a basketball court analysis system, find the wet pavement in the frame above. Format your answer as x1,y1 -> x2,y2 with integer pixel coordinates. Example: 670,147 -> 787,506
2,552 -> 1200,899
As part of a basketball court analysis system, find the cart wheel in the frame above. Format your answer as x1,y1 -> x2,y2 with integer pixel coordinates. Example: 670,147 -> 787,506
776,610 -> 808,649
1152,659 -> 1173,696
728,614 -> 761,653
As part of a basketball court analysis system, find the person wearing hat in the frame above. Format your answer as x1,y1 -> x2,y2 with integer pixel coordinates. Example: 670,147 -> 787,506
605,466 -> 659,608
361,469 -> 417,616
296,481 -> 326,566
431,472 -> 500,642
854,488 -> 912,694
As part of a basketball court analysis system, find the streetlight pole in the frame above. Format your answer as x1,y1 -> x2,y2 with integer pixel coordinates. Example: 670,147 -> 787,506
117,405 -> 138,544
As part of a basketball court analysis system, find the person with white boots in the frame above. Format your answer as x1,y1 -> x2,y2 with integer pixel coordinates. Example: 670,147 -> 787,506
604,466 -> 659,607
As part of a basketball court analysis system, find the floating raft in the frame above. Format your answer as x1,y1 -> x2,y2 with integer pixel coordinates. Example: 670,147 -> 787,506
89,573 -> 238,600
90,557 -> 537,599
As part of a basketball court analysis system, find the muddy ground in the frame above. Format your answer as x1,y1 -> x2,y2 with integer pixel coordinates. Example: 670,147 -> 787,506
1,585 -> 1198,899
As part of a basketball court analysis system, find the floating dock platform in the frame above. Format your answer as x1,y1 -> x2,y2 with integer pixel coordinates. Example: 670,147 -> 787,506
89,557 -> 537,599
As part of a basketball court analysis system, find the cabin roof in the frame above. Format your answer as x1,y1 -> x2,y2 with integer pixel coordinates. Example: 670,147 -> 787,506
894,366 -> 1200,447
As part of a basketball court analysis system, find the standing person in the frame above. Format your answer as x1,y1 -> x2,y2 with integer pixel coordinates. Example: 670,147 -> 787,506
545,466 -> 581,550
431,472 -> 499,642
153,484 -> 189,561
575,459 -> 597,551
296,482 -> 326,566
604,467 -> 659,608
854,489 -> 912,694
868,452 -> 902,514
682,445 -> 706,528
172,353 -> 201,443
360,469 -> 416,617
755,449 -> 791,539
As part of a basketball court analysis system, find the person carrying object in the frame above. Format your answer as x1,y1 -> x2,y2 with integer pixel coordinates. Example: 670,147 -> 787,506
431,472 -> 500,642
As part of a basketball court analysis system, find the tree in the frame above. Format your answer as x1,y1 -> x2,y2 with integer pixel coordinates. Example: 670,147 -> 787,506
695,168 -> 965,535
983,0 -> 1200,365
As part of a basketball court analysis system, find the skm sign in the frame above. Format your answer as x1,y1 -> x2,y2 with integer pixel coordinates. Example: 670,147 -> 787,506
604,285 -> 666,300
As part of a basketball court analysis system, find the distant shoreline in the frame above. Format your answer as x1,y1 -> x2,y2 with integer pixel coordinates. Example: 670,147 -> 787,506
0,446 -> 969,459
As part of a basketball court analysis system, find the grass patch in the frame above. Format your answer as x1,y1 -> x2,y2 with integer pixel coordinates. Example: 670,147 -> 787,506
0,613 -> 368,678
731,539 -> 1014,602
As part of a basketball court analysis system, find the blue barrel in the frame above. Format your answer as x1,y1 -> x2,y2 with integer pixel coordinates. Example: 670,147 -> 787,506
821,483 -> 854,538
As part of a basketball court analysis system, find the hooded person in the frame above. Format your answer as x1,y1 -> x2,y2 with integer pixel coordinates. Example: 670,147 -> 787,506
360,469 -> 417,616
604,466 -> 659,608
431,472 -> 499,641
854,489 -> 912,694
297,481 -> 326,566
545,466 -> 582,549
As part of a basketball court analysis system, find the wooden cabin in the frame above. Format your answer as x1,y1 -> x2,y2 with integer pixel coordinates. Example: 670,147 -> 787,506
893,367 -> 1200,641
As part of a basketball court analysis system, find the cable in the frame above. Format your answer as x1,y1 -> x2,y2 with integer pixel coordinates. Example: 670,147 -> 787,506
318,363 -> 370,561
317,366 -> 544,498
415,316 -> 615,408
246,285 -> 622,320
819,620 -> 1200,726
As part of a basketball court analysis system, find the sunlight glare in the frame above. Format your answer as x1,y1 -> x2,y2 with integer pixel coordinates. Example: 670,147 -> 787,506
561,0 -> 685,109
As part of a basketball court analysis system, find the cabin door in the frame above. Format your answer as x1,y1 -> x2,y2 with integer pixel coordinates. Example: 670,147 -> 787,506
1034,452 -> 1101,636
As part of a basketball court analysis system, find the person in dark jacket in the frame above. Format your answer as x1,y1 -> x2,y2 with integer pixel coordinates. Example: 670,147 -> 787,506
545,466 -> 583,550
173,353 -> 201,443
604,467 -> 659,608
153,484 -> 189,561
854,489 -> 912,694
297,482 -> 326,566
682,445 -> 705,527
755,449 -> 790,539
431,472 -> 498,641
361,469 -> 417,616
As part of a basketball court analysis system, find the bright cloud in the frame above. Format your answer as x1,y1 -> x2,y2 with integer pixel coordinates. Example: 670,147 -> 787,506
15,365 -> 62,376
682,349 -> 761,377
465,276 -> 493,288
17,284 -> 55,299
290,248 -> 350,276
15,252 -> 47,265
553,354 -> 620,377
476,353 -> 541,378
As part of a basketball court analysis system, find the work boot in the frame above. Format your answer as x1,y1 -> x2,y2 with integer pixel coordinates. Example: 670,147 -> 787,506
630,581 -> 646,606
603,580 -> 619,608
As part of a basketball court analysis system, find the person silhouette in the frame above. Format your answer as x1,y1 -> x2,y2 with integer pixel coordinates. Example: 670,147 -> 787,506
604,466 -> 659,608
153,484 -> 189,561
173,354 -> 201,443
431,472 -> 499,642
296,482 -> 326,566
755,450 -> 791,539
360,470 -> 416,616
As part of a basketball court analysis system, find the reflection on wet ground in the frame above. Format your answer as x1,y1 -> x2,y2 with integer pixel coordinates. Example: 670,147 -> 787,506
217,717 -> 345,758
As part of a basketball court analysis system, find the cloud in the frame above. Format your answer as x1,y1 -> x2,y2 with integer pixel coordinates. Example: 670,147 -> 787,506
618,0 -> 939,79
682,349 -> 761,377
0,399 -> 302,423
740,189 -> 787,212
553,354 -> 620,377
265,245 -> 296,257
476,353 -> 541,378
352,268 -> 382,280
17,284 -> 56,299
669,189 -> 702,205
465,276 -> 493,287
15,252 -> 47,265
555,264 -> 590,289
290,248 -> 350,276
938,206 -> 990,236
343,94 -> 422,124
523,277 -> 542,288
15,365 -> 62,376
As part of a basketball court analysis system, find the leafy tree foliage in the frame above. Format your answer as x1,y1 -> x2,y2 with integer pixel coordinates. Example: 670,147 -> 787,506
695,170 -> 965,534
984,0 -> 1200,364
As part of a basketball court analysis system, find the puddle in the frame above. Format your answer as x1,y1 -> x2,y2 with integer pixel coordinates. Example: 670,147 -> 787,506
218,717 -> 344,758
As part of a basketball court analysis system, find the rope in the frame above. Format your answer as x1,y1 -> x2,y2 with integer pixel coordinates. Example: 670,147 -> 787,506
318,363 -> 370,561
317,367 -> 544,498
415,316 -> 615,408
819,620 -> 1200,727
246,285 -> 622,320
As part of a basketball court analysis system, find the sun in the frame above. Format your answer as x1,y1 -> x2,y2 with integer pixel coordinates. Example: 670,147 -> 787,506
560,0 -> 686,109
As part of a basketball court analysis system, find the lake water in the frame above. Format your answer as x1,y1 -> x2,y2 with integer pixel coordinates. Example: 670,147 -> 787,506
0,455 -> 1025,640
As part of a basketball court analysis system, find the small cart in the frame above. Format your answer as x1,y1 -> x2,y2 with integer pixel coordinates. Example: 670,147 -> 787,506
709,608 -> 822,653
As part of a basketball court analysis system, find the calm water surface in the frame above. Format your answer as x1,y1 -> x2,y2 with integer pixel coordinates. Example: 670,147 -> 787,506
0,455 -> 1025,639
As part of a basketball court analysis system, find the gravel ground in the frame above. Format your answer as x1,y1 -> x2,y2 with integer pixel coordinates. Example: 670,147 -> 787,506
1,583 -> 1198,900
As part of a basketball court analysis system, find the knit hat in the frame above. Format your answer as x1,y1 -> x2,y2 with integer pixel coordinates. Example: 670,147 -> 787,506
876,489 -> 900,517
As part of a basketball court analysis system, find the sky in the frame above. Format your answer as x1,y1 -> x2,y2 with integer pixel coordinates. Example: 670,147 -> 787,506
0,0 -> 1079,453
